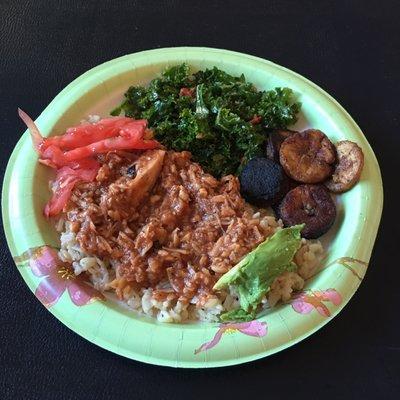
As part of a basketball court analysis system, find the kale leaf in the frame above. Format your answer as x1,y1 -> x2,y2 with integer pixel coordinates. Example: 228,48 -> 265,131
112,63 -> 300,177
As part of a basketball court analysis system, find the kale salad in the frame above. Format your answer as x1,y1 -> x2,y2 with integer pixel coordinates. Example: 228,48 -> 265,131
112,64 -> 301,177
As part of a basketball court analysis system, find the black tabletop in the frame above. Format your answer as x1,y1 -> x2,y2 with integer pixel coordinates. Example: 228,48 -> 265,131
1,1 -> 399,399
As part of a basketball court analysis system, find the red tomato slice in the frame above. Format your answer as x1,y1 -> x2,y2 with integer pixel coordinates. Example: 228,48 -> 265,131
19,109 -> 158,216
57,158 -> 100,181
44,160 -> 100,218
67,157 -> 101,174
19,109 -> 150,154
44,175 -> 80,218
42,117 -> 135,150
40,121 -> 158,167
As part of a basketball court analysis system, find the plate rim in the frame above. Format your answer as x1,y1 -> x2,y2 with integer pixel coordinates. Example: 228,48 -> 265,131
2,47 -> 383,368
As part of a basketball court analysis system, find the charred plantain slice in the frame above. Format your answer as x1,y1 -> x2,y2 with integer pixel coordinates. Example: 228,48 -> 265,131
266,129 -> 297,162
239,157 -> 292,207
279,129 -> 336,183
278,184 -> 336,239
325,140 -> 364,193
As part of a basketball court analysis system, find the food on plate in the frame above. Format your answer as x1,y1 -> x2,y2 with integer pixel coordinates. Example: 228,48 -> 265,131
279,129 -> 336,183
239,157 -> 292,206
19,64 -> 364,323
325,140 -> 364,193
105,149 -> 166,211
214,225 -> 303,321
18,109 -> 158,169
55,146 -> 321,323
111,64 -> 300,177
18,109 -> 159,216
265,129 -> 296,162
277,185 -> 336,239
43,159 -> 100,217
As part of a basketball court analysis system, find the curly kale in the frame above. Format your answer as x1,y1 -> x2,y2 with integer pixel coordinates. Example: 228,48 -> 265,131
111,63 -> 301,177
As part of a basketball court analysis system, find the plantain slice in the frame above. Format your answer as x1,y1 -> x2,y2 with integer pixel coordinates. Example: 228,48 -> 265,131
277,184 -> 336,239
325,140 -> 364,193
279,129 -> 336,183
239,157 -> 292,207
265,129 -> 297,162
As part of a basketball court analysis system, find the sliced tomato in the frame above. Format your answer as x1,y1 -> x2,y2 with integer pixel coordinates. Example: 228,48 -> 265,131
40,121 -> 159,167
19,110 -> 158,167
42,117 -> 134,150
67,157 -> 101,174
44,175 -> 80,218
56,158 -> 100,181
19,109 -> 149,154
19,109 -> 157,216
44,160 -> 100,218
39,152 -> 103,170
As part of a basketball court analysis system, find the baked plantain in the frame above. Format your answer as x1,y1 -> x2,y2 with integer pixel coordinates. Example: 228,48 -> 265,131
277,184 -> 336,239
279,129 -> 336,183
325,140 -> 364,193
266,129 -> 296,162
239,157 -> 292,207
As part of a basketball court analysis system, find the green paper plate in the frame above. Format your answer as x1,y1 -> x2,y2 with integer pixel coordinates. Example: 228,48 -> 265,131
2,47 -> 383,368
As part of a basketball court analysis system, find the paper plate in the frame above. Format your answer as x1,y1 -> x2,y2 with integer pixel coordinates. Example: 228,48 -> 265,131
2,47 -> 383,368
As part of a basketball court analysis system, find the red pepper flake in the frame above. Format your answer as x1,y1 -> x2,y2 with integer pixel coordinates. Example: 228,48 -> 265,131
179,87 -> 195,97
250,115 -> 262,125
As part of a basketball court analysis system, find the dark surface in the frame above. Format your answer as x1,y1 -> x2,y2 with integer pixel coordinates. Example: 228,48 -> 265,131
1,1 -> 399,399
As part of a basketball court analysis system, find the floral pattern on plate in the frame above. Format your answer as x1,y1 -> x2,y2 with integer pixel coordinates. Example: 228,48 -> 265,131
14,246 -> 104,307
195,320 -> 267,354
326,257 -> 368,281
291,289 -> 342,317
